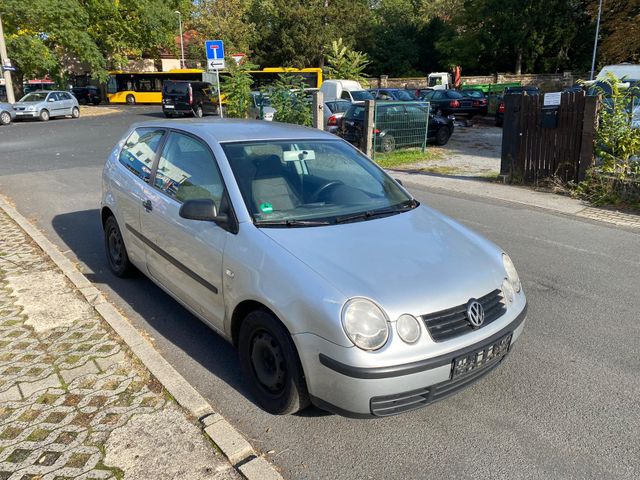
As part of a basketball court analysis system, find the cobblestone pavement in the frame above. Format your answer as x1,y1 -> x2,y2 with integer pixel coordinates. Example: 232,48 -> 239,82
576,206 -> 640,230
0,211 -> 238,480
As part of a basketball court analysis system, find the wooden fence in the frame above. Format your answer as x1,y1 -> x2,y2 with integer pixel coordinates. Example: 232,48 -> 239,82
500,92 -> 598,183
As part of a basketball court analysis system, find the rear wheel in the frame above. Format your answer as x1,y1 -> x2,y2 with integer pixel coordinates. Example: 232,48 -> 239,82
126,94 -> 136,105
239,310 -> 310,415
104,216 -> 134,277
0,111 -> 11,125
193,105 -> 204,118
39,109 -> 50,121
379,133 -> 396,153
435,126 -> 451,146
71,107 -> 80,119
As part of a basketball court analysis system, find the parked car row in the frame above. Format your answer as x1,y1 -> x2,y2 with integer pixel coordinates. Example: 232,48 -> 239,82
0,90 -> 82,125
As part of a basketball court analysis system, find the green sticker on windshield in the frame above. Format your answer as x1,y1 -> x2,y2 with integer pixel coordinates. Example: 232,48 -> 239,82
259,202 -> 273,213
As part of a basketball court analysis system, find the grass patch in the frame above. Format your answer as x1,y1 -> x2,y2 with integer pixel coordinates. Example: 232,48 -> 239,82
374,148 -> 443,168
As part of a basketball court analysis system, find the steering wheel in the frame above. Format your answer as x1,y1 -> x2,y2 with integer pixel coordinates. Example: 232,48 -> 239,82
310,181 -> 343,202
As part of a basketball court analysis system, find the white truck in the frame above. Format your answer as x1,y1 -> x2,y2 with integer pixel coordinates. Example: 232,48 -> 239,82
427,72 -> 452,90
319,80 -> 374,102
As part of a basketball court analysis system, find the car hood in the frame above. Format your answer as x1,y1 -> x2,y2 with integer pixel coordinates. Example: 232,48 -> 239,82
259,206 -> 506,318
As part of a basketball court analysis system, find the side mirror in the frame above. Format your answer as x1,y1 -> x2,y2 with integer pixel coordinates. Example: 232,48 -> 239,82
179,198 -> 228,225
48,98 -> 55,102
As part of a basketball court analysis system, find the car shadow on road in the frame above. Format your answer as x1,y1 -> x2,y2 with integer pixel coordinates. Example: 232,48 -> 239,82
50,208 -> 270,411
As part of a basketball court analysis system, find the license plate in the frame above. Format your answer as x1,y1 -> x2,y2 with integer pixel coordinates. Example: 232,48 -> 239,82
164,105 -> 174,109
452,334 -> 512,378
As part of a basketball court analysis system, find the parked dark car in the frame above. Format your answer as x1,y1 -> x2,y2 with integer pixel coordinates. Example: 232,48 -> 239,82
71,86 -> 102,105
420,89 -> 476,117
461,89 -> 488,115
339,102 -> 454,152
495,86 -> 541,126
368,88 -> 418,101
162,80 -> 218,118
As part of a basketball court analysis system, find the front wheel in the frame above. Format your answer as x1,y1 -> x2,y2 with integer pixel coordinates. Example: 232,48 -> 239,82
0,111 -> 11,125
71,107 -> 80,118
104,216 -> 134,277
434,126 -> 451,146
39,109 -> 50,122
126,94 -> 136,105
239,310 -> 310,415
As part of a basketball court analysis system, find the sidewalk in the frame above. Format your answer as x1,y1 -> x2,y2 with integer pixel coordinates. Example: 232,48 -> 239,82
391,170 -> 640,230
0,209 -> 239,479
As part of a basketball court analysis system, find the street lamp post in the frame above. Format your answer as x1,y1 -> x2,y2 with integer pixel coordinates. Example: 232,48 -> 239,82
175,11 -> 185,69
590,0 -> 604,81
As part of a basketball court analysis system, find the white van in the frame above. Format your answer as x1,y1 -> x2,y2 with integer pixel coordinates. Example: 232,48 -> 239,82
596,64 -> 640,82
320,80 -> 374,102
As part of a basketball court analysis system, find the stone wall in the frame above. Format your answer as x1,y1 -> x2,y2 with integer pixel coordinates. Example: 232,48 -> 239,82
375,71 -> 588,92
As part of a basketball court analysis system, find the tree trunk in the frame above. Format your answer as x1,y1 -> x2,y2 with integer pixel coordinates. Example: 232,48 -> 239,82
515,49 -> 523,75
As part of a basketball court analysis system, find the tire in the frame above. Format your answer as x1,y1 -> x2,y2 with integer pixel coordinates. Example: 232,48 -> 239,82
193,105 -> 204,118
126,94 -> 136,105
238,310 -> 310,415
71,107 -> 80,119
434,126 -> 451,146
39,109 -> 50,121
104,216 -> 134,278
0,111 -> 11,125
379,133 -> 396,153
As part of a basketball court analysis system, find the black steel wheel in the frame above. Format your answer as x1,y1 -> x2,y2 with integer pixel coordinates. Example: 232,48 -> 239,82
104,216 -> 134,277
435,126 -> 451,146
239,310 -> 310,415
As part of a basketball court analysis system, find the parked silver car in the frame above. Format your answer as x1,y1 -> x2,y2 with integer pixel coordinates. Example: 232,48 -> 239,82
248,92 -> 276,121
324,99 -> 352,134
101,120 -> 527,417
13,90 -> 80,121
0,102 -> 16,125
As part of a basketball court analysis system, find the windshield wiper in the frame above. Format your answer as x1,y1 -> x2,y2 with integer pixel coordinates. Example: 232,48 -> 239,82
333,199 -> 419,224
254,219 -> 331,227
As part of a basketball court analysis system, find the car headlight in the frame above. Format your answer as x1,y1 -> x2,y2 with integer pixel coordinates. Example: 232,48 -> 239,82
502,253 -> 521,293
342,298 -> 389,351
396,314 -> 421,344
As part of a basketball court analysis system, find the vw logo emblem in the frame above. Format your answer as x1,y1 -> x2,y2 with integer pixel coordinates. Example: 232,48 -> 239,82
466,300 -> 485,328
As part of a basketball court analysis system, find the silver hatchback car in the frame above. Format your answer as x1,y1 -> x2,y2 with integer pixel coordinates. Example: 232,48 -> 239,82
13,90 -> 80,121
101,120 -> 527,417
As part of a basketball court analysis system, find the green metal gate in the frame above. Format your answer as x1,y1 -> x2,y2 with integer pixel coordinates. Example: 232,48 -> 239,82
371,101 -> 431,163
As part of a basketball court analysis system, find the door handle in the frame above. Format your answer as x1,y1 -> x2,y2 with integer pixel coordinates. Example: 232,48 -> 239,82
142,200 -> 153,211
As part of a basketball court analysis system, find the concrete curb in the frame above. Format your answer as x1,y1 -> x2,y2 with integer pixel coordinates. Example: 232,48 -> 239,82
0,196 -> 283,480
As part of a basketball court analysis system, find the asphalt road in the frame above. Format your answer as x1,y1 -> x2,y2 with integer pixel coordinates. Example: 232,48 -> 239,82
1,108 -> 639,480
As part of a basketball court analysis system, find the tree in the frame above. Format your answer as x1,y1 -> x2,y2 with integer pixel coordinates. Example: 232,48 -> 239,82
264,74 -> 312,126
594,0 -> 640,65
222,59 -> 258,118
248,0 -> 371,67
324,38 -> 369,83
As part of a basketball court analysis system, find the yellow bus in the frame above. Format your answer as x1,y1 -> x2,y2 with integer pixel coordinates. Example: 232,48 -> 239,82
106,67 -> 323,104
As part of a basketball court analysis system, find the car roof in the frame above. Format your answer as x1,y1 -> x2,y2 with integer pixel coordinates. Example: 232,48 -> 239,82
131,119 -> 336,143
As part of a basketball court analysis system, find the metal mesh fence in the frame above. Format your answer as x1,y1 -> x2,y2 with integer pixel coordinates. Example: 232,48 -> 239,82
371,101 -> 431,163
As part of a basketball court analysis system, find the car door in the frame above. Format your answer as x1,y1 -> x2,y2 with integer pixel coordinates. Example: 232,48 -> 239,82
140,130 -> 229,331
60,92 -> 74,114
111,127 -> 167,269
45,92 -> 63,117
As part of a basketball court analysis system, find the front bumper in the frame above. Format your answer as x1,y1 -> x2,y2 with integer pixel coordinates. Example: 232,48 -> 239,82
294,303 -> 527,418
14,111 -> 38,118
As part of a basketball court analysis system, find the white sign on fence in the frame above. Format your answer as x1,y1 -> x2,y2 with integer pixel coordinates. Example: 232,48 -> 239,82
544,92 -> 562,106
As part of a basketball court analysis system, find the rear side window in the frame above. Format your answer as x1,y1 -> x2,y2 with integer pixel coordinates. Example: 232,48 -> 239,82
118,128 -> 165,182
446,90 -> 464,99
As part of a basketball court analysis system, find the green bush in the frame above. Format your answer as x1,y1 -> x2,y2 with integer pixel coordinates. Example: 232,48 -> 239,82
221,59 -> 258,118
263,74 -> 312,126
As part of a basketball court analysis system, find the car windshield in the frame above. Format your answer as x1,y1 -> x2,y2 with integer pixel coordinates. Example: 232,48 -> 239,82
351,90 -> 374,101
20,93 -> 48,102
327,101 -> 351,113
222,140 -> 414,226
253,94 -> 271,107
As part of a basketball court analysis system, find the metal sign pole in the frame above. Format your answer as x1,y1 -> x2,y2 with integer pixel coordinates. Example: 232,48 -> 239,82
215,68 -> 223,118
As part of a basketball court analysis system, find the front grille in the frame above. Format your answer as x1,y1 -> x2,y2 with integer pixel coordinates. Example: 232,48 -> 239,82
370,356 -> 505,417
421,289 -> 506,342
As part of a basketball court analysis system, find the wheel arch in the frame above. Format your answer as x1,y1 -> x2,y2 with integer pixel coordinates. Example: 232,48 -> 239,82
101,206 -> 115,230
230,299 -> 287,348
